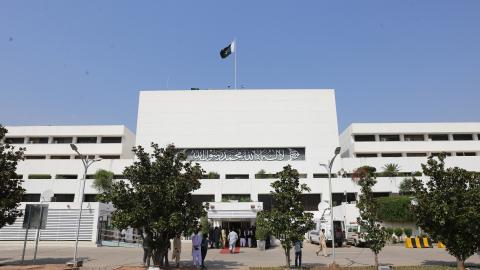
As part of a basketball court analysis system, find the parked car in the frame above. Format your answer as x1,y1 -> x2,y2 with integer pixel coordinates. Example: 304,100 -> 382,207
346,224 -> 367,247
308,230 -> 320,244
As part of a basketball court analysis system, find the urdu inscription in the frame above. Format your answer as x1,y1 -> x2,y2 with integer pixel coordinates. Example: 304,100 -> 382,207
185,148 -> 305,162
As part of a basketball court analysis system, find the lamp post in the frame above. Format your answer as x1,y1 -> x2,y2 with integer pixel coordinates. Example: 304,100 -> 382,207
319,146 -> 341,267
69,143 -> 101,267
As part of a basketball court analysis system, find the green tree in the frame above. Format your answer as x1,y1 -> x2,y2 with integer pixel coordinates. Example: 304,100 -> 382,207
411,154 -> 480,270
100,144 -> 206,266
258,165 -> 315,267
0,125 -> 25,229
352,166 -> 389,268
200,216 -> 210,236
399,177 -> 415,195
381,163 -> 400,177
93,169 -> 114,193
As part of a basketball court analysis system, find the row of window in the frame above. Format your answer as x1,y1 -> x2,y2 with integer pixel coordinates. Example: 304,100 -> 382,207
354,133 -> 480,142
22,193 -> 98,202
4,136 -> 122,144
356,152 -> 477,158
14,174 -> 125,180
24,155 -> 120,160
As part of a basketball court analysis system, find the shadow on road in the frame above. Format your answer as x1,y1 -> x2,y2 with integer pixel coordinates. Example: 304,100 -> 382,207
2,256 -> 88,266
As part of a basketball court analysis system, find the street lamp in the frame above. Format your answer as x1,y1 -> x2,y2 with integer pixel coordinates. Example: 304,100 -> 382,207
319,146 -> 341,267
68,143 -> 101,267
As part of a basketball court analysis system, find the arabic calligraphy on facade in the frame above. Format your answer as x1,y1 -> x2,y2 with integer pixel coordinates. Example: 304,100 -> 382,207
185,148 -> 305,161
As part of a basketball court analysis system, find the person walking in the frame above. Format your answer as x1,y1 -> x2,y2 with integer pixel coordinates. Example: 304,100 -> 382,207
239,229 -> 246,247
246,228 -> 252,247
228,229 -> 238,254
316,229 -> 328,257
208,226 -> 215,249
192,229 -> 202,268
294,240 -> 303,268
142,231 -> 152,267
201,233 -> 208,269
172,234 -> 181,268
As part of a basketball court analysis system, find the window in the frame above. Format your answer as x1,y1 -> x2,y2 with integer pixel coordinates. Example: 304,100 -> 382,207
76,137 -> 97,144
456,152 -> 476,156
432,152 -> 452,157
28,174 -> 52,179
356,153 -> 378,158
99,155 -> 120,159
192,195 -> 215,203
52,194 -> 75,202
381,153 -> 402,157
453,134 -> 473,141
4,137 -> 24,144
28,137 -> 48,144
84,194 -> 98,202
299,173 -> 308,178
52,137 -> 73,144
55,174 -> 78,179
225,174 -> 249,179
301,194 -> 321,211
354,135 -> 376,142
428,134 -> 449,141
22,194 -> 41,202
372,192 -> 390,198
332,193 -> 356,206
404,134 -> 424,141
222,194 -> 251,202
51,155 -> 71,159
75,155 -> 96,159
10,174 -> 23,179
113,175 -> 125,179
379,135 -> 400,142
25,155 -> 46,160
101,137 -> 122,143
313,173 -> 329,178
406,153 -> 427,157
258,194 -> 274,210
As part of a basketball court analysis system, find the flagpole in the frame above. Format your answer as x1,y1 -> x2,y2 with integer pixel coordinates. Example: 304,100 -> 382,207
234,39 -> 237,89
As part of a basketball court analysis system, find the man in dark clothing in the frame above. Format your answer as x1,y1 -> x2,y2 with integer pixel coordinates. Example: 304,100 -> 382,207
209,227 -> 215,248
294,240 -> 303,268
142,231 -> 152,267
213,227 -> 220,248
201,233 -> 208,269
251,226 -> 257,248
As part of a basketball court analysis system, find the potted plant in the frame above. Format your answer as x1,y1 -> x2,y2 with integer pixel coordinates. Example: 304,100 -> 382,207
255,211 -> 269,250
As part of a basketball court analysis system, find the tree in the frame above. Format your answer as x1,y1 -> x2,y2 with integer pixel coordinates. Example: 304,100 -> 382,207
99,144 -> 206,266
399,177 -> 414,195
381,163 -> 400,177
257,165 -> 315,268
93,169 -> 114,193
0,125 -> 25,229
352,166 -> 389,268
411,154 -> 480,270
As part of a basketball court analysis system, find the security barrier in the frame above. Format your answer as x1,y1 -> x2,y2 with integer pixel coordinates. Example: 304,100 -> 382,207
437,241 -> 446,248
405,237 -> 433,248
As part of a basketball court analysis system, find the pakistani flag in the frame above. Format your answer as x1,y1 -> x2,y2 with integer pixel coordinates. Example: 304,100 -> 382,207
220,41 -> 235,59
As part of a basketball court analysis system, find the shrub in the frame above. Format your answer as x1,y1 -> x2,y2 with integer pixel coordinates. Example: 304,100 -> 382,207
376,195 -> 415,222
404,228 -> 412,237
394,227 -> 403,238
385,227 -> 394,236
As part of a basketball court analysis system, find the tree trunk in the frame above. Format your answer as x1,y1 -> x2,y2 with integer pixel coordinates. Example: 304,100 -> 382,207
457,259 -> 465,270
374,252 -> 379,268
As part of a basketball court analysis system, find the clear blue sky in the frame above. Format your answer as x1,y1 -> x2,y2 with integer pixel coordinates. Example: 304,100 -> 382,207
1,0 -> 479,132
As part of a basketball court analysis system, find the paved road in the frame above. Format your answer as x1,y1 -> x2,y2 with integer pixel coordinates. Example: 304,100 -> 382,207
1,241 -> 479,269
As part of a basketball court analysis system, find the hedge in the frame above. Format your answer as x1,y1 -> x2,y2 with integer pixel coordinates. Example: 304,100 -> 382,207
376,195 -> 415,222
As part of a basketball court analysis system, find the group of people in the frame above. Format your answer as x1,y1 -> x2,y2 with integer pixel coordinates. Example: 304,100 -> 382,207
141,227 -> 329,269
207,226 -> 258,250
141,226 -> 258,269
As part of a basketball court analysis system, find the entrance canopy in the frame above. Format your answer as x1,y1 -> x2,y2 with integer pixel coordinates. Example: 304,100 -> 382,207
207,202 -> 263,219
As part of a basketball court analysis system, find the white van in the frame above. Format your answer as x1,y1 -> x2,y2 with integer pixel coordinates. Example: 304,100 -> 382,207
346,223 -> 367,246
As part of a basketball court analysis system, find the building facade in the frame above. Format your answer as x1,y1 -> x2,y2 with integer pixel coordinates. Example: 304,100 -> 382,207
1,89 -> 479,241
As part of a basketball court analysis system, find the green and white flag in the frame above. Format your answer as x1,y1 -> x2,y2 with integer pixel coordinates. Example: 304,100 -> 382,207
220,41 -> 235,59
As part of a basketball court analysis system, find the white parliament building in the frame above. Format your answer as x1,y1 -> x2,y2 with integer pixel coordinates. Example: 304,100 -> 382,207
1,89 -> 480,242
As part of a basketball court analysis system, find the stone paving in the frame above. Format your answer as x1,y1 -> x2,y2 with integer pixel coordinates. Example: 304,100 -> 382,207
1,241 -> 479,269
